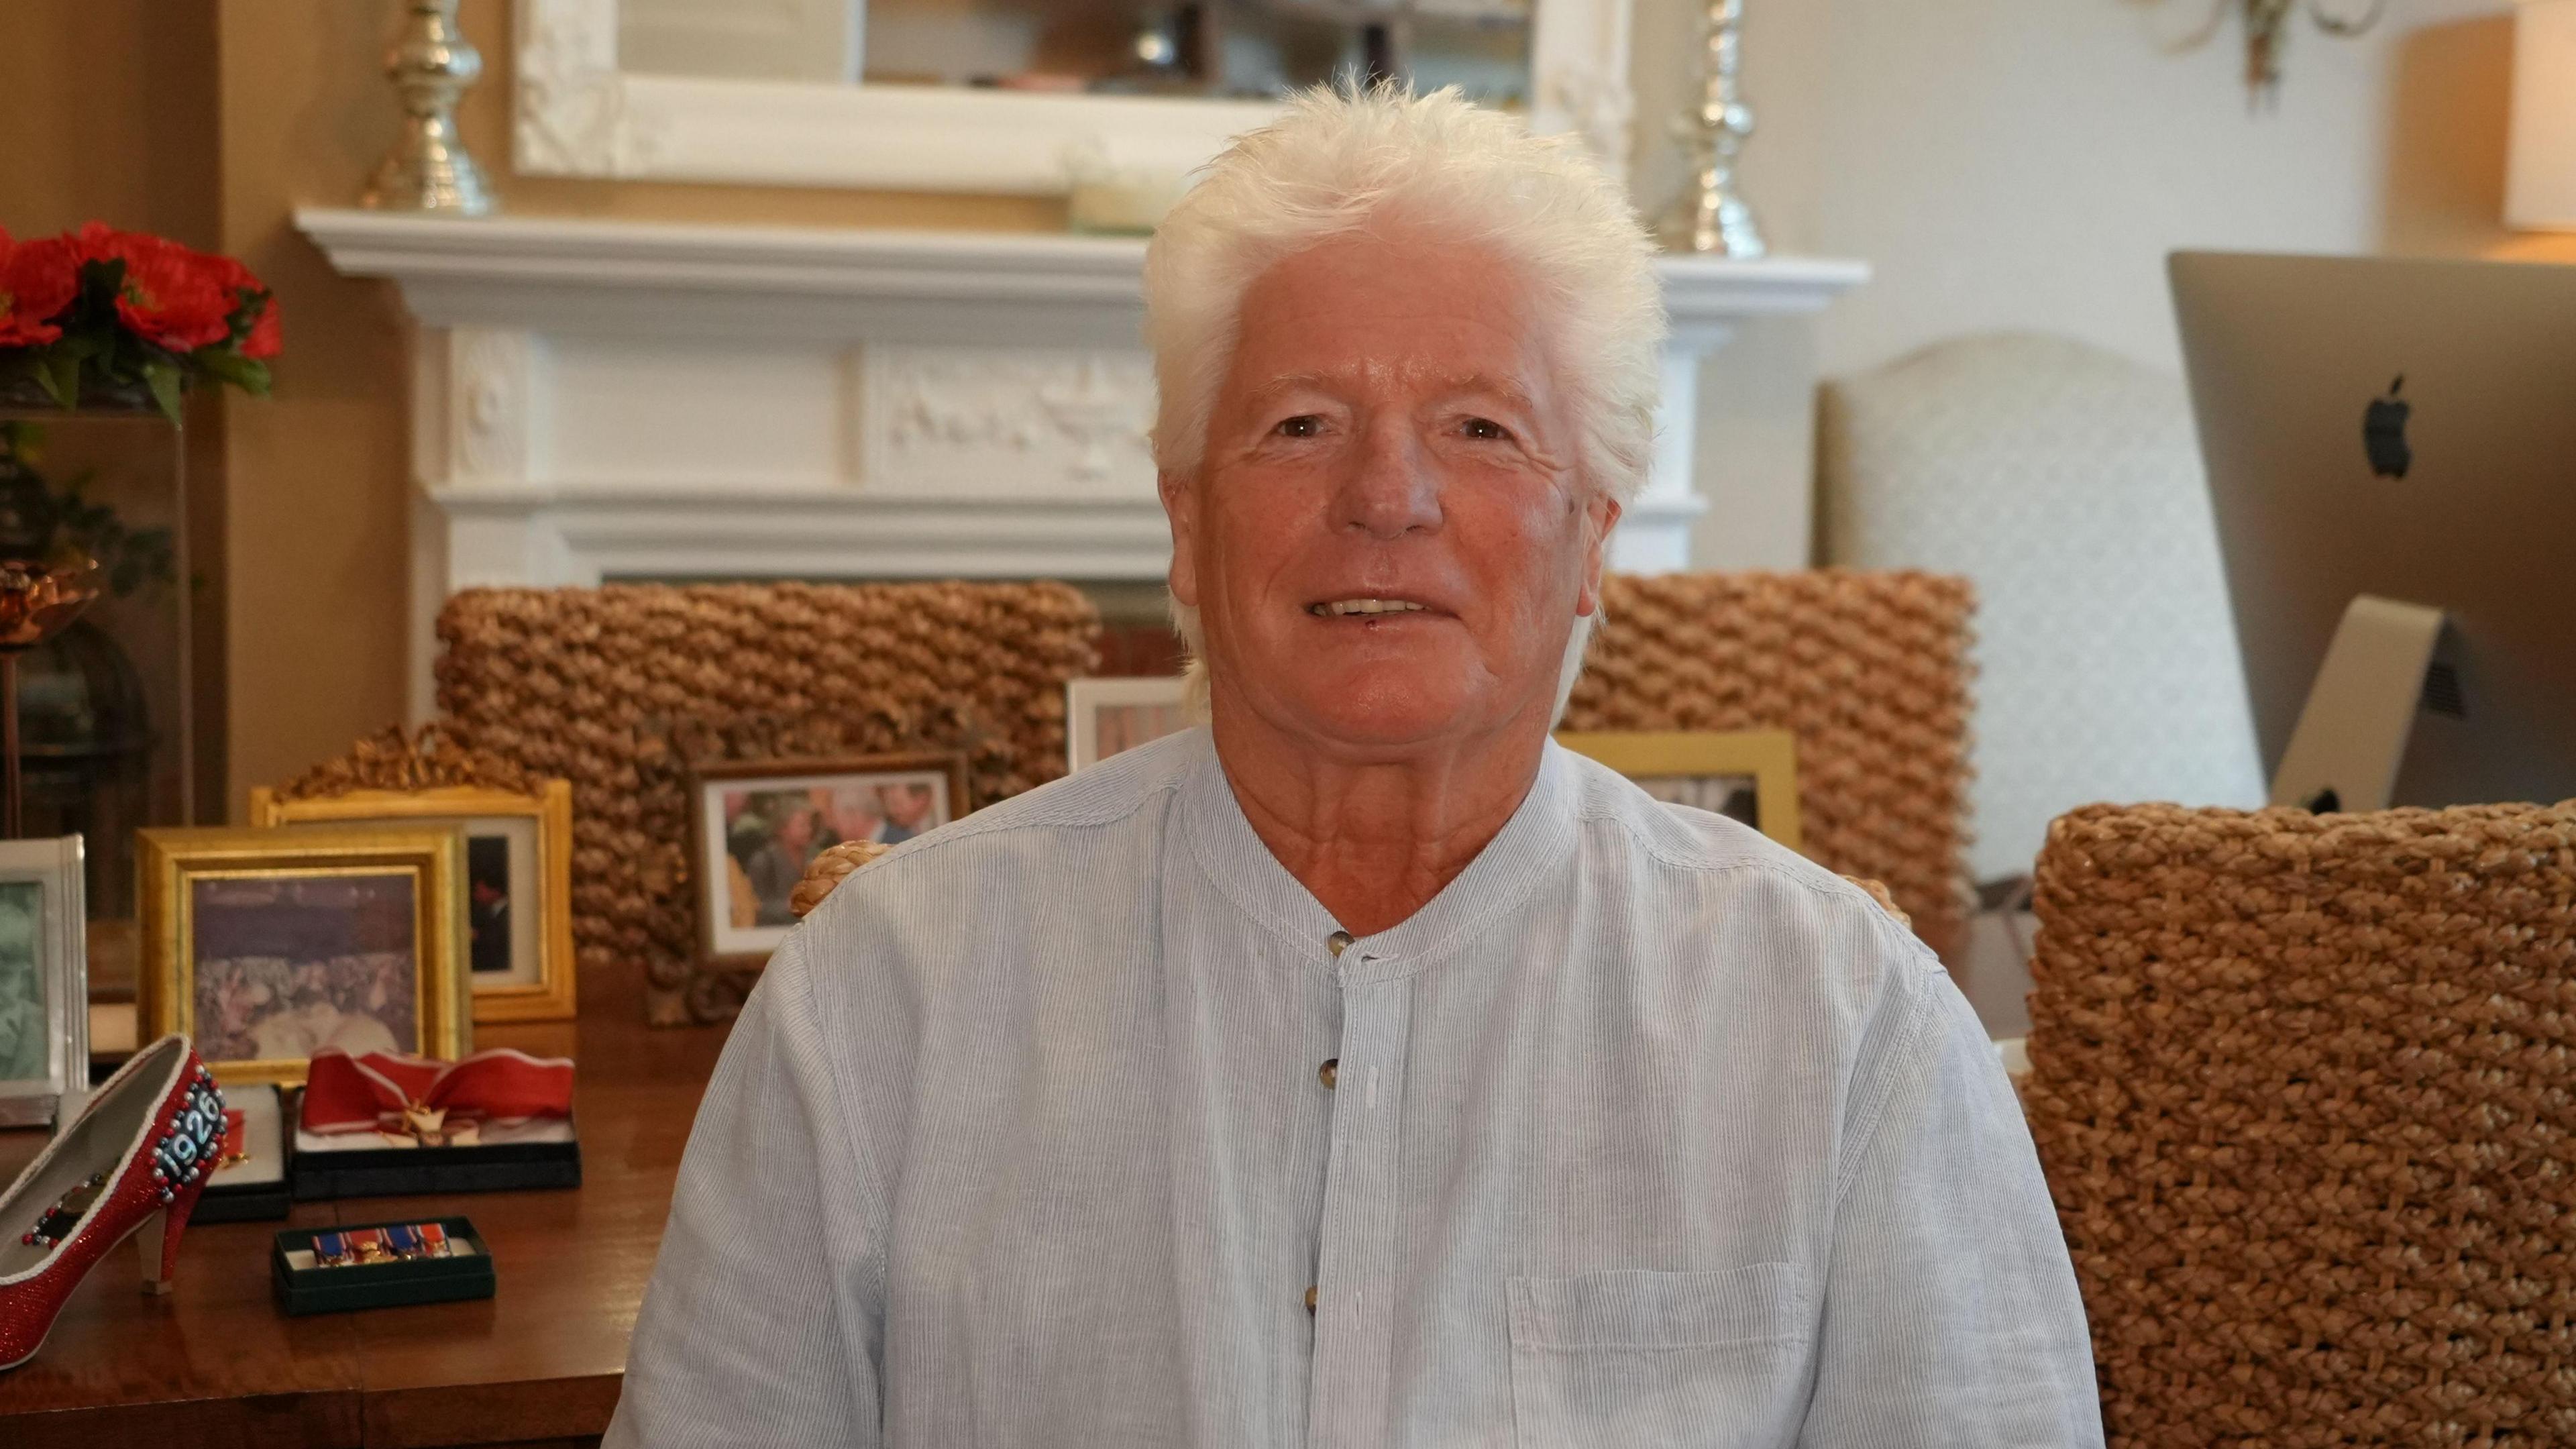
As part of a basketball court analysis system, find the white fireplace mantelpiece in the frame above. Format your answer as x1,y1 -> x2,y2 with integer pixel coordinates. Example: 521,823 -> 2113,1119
294,209 -> 1866,716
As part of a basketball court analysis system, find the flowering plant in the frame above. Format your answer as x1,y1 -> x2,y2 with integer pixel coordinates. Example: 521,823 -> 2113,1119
0,223 -> 281,425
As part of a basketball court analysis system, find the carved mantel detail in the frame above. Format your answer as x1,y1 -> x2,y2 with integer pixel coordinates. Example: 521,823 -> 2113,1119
515,0 -> 663,178
862,348 -> 1157,498
450,329 -> 533,484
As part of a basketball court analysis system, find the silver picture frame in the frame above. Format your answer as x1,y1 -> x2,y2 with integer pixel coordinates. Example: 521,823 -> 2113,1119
0,836 -> 88,1129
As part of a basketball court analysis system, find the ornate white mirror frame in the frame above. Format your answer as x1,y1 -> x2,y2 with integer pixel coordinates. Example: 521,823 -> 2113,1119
515,0 -> 1639,193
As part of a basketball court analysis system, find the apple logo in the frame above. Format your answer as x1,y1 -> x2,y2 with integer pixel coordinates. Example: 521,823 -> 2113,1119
2363,374 -> 2411,479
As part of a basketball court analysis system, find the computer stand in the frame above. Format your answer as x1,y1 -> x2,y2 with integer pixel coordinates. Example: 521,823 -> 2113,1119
2269,595 -> 2448,813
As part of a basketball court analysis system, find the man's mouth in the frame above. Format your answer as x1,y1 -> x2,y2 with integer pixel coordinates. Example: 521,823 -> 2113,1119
1308,598 -> 1432,618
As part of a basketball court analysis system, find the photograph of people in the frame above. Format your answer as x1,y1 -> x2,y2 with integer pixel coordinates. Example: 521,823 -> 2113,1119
733,795 -> 823,928
0,883 -> 43,1083
189,874 -> 420,1064
707,766 -> 963,956
465,836 -> 512,976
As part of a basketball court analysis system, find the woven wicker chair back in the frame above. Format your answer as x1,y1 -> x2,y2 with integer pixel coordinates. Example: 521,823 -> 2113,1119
2021,798 -> 2576,1445
1562,570 -> 1976,960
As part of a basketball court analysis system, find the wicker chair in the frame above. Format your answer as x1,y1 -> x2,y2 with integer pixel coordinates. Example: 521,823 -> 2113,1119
2021,799 -> 2576,1446
433,582 -> 1099,1022
1562,571 -> 1976,962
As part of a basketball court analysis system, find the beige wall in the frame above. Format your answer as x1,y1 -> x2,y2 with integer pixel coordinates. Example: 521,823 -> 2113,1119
0,3 -> 221,246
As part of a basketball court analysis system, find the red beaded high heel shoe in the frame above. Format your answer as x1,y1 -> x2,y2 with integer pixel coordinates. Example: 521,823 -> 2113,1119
0,1036 -> 224,1371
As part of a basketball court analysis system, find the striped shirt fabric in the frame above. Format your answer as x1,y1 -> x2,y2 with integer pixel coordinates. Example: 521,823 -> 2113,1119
606,728 -> 2103,1448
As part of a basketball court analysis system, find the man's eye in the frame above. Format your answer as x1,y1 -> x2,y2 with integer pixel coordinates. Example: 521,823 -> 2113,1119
1460,417 -> 1511,441
1275,415 -> 1324,438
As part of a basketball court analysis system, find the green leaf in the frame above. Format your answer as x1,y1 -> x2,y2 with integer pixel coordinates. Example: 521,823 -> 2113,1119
141,358 -> 184,426
40,350 -> 80,409
195,349 -> 271,396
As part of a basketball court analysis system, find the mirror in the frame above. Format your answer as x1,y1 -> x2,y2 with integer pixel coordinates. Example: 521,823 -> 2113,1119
513,0 -> 1623,196
617,1 -> 1535,109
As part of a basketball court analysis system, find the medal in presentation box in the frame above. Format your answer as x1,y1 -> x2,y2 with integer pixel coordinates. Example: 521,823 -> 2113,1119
288,1114 -> 581,1201
271,1216 -> 496,1316
286,1045 -> 582,1201
195,1082 -> 292,1224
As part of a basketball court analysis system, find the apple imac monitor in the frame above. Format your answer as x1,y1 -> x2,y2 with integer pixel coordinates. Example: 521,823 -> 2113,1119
2169,251 -> 2576,812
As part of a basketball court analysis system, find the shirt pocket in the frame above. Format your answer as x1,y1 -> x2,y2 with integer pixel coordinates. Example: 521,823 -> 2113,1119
1506,1263 -> 1811,1449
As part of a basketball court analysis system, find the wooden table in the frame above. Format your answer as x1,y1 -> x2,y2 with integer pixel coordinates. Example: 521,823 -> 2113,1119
0,980 -> 730,1448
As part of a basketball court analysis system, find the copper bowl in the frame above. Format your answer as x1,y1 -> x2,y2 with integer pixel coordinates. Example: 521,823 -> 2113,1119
0,556 -> 105,653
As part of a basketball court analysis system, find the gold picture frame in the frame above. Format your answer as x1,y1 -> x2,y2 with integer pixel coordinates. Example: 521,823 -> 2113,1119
248,782 -> 578,1024
1553,729 -> 1804,852
138,826 -> 471,1087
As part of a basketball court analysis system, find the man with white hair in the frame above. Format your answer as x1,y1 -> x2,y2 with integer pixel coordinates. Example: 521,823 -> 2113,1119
608,87 -> 2101,1448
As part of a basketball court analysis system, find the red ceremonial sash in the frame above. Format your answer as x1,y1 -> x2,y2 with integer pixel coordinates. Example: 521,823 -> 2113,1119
300,1046 -> 575,1135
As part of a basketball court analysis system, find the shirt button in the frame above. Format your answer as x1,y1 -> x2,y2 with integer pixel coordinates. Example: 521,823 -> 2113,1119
1327,930 -> 1354,957
1318,1058 -> 1338,1090
1305,1285 -> 1319,1315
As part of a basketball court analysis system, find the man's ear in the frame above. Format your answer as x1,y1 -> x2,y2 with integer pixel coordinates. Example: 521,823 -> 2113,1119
1574,492 -> 1621,618
1161,468 -> 1201,608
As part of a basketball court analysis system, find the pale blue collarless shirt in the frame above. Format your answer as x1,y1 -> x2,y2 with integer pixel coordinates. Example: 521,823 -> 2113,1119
607,729 -> 2102,1448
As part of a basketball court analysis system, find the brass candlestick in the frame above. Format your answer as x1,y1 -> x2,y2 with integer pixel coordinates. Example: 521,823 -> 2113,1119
364,0 -> 497,216
1662,0 -> 1764,258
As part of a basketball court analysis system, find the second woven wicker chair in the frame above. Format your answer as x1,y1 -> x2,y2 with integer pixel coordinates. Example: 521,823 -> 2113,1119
2021,798 -> 2576,1445
1562,570 -> 1976,961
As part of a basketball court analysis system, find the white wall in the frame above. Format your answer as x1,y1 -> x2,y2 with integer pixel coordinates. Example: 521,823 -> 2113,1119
1642,0 -> 2529,568
1807,0 -> 2514,374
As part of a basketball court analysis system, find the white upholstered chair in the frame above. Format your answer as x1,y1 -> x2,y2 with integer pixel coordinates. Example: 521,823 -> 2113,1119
1818,331 -> 2267,890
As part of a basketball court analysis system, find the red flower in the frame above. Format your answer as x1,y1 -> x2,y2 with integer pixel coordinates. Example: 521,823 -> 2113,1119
242,298 -> 281,360
208,254 -> 281,360
73,223 -> 233,353
0,227 -> 80,349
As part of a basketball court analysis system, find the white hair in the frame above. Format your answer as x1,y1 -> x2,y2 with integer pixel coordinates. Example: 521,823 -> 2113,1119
1145,84 -> 1666,721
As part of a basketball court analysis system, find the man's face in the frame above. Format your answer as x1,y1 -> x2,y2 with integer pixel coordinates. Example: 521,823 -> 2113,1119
1164,229 -> 1617,756
777,809 -> 814,852
879,784 -> 934,828
828,788 -> 879,839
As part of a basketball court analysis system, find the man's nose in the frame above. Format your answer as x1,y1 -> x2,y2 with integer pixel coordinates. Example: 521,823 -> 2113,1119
1334,419 -> 1442,539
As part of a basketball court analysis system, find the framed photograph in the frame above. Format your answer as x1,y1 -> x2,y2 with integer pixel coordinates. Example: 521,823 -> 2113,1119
0,837 -> 87,1129
1067,676 -> 1191,771
690,753 -> 971,968
138,826 -> 472,1087
1553,729 -> 1805,852
248,783 -> 578,1024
